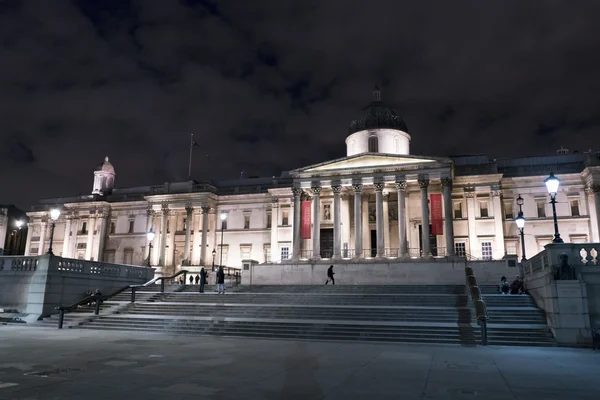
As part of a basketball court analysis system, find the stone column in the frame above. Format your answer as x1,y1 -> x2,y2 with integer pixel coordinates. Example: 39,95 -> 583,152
200,207 -> 210,266
24,223 -> 33,255
62,216 -> 72,258
332,185 -> 342,259
95,212 -> 108,262
396,181 -> 407,257
191,210 -> 201,264
184,206 -> 193,263
419,178 -> 431,257
312,186 -> 321,259
292,189 -> 302,259
342,194 -> 351,257
441,178 -> 455,256
353,184 -> 363,258
159,204 -> 169,266
492,190 -> 504,259
465,192 -> 478,257
587,184 -> 600,242
146,209 -> 155,259
383,192 -> 390,251
374,182 -> 385,257
270,199 -> 279,262
85,215 -> 95,260
39,221 -> 47,255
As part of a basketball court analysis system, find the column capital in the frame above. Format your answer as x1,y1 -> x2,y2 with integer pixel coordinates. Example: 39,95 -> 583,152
185,206 -> 194,214
418,179 -> 430,189
161,203 -> 170,214
352,183 -> 363,194
465,191 -> 476,198
332,185 -> 342,195
271,199 -> 279,208
395,181 -> 407,191
491,190 -> 502,197
441,177 -> 453,188
292,188 -> 302,197
147,208 -> 155,217
374,182 -> 385,192
586,183 -> 600,194
201,206 -> 210,213
311,186 -> 322,195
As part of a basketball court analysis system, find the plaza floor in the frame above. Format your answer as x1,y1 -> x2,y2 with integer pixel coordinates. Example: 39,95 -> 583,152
0,325 -> 598,400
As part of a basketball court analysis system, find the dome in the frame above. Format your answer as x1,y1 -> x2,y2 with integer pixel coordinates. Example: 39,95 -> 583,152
95,156 -> 115,174
348,86 -> 408,134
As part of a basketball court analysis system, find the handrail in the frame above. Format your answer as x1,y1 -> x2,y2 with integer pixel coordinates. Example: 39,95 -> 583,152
464,265 -> 489,345
56,269 -> 190,329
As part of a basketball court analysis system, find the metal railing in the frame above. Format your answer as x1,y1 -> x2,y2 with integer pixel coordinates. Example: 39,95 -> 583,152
56,270 -> 190,329
465,265 -> 488,346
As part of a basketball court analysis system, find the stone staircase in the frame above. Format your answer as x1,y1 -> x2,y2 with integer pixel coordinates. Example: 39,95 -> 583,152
40,284 -> 555,347
474,285 -> 555,346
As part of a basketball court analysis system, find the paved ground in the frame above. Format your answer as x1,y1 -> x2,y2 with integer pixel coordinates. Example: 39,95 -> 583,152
0,325 -> 599,400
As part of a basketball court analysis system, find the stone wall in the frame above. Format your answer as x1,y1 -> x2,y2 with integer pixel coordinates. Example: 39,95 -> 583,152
242,258 -> 517,286
0,255 -> 154,321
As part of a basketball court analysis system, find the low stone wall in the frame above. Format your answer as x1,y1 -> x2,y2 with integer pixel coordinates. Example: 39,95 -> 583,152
242,258 -> 517,286
0,255 -> 154,321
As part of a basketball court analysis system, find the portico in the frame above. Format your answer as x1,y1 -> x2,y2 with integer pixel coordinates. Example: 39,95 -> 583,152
290,153 -> 456,261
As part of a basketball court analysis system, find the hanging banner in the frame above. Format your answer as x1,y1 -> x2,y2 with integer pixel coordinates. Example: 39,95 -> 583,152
301,201 -> 312,239
430,194 -> 443,235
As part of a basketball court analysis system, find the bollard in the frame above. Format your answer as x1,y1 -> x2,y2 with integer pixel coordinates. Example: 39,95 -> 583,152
131,287 -> 136,303
58,310 -> 65,329
480,318 -> 488,346
160,279 -> 165,293
95,297 -> 101,315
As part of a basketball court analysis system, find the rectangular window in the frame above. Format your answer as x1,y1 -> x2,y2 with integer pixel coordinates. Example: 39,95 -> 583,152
481,242 -> 493,260
570,200 -> 580,217
123,249 -> 133,265
536,200 -> 546,218
505,241 -> 517,255
240,245 -> 251,259
453,202 -> 463,219
264,245 -> 271,263
454,242 -> 466,257
266,213 -> 272,229
479,201 -> 489,218
166,220 -> 170,233
244,215 -> 250,230
128,220 -> 134,234
503,202 -> 514,219
183,218 -> 187,231
81,222 -> 87,234
282,211 -> 289,226
280,247 -> 289,260
110,221 -> 116,234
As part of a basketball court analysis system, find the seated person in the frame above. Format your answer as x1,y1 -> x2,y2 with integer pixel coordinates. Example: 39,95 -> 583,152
510,276 -> 524,295
499,276 -> 510,294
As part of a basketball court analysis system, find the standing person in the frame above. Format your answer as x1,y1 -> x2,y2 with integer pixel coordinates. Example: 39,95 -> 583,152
199,268 -> 207,293
194,274 -> 200,285
325,265 -> 335,285
217,266 -> 225,294
189,275 -> 194,285
179,275 -> 184,285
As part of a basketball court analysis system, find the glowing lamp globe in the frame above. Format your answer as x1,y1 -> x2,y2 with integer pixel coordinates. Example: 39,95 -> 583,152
220,212 -> 227,221
147,230 -> 155,241
50,209 -> 61,221
515,213 -> 525,230
544,173 -> 560,195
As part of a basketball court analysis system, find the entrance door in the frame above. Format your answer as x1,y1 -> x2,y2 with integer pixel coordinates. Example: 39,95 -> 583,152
320,228 -> 333,258
418,225 -> 438,256
370,229 -> 377,257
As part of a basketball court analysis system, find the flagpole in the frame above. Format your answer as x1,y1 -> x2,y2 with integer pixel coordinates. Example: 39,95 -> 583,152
188,134 -> 194,181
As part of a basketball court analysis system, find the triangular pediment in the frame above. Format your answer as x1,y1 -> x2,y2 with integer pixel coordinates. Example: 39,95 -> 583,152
294,153 -> 449,174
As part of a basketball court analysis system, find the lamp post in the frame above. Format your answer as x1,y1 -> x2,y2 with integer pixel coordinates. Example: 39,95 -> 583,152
211,248 -> 216,271
515,195 -> 526,262
47,209 -> 61,255
146,229 -> 155,267
544,172 -> 564,243
219,212 -> 227,269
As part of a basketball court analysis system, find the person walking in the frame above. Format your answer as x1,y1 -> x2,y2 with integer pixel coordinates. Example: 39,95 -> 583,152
217,266 -> 225,294
199,268 -> 207,293
325,265 -> 335,285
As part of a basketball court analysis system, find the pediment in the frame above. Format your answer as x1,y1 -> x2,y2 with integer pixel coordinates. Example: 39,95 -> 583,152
294,153 -> 450,174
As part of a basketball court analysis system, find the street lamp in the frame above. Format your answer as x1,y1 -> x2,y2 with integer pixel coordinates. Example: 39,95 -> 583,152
15,220 -> 23,230
212,248 -> 216,271
515,195 -> 526,262
544,172 -> 564,243
47,208 -> 61,255
219,212 -> 227,269
146,229 -> 155,267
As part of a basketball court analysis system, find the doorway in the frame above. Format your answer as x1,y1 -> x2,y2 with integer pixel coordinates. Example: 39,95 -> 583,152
370,229 -> 377,257
320,228 -> 333,258
418,224 -> 438,256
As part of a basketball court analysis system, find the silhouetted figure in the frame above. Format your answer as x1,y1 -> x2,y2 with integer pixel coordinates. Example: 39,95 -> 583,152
179,276 -> 184,285
189,275 -> 194,285
199,268 -> 207,293
217,266 -> 225,294
510,275 -> 524,295
195,275 -> 200,285
499,276 -> 509,294
325,265 -> 335,285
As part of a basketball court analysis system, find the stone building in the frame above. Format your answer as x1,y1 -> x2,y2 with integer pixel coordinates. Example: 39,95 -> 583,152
24,88 -> 600,277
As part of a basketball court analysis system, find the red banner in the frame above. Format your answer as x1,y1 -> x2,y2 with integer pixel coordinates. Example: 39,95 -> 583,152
430,194 -> 443,235
301,201 -> 311,239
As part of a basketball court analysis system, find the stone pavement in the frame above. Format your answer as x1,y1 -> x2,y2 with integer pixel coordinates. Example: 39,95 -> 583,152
0,325 -> 599,400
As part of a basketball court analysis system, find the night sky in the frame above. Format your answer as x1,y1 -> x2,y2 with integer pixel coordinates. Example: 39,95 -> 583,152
1,0 -> 599,209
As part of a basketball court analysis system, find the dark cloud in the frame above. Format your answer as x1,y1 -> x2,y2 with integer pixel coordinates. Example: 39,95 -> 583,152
0,0 -> 599,208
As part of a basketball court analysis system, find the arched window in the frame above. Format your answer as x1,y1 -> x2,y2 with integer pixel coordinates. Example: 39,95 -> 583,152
395,136 -> 400,153
368,135 -> 379,153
